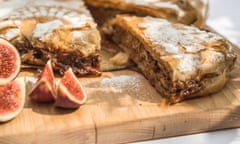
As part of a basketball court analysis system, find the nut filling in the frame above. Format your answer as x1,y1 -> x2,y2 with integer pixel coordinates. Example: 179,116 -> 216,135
110,15 -> 236,103
112,25 -> 204,102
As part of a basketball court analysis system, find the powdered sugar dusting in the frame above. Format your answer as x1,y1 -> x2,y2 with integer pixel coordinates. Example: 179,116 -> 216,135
124,0 -> 185,19
125,0 -> 157,5
200,50 -> 226,72
31,0 -> 85,11
0,20 -> 20,41
4,29 -> 20,40
137,17 -> 225,79
33,20 -> 63,41
203,50 -> 225,64
100,75 -> 141,93
0,0 -> 96,30
139,17 -> 222,54
64,14 -> 94,28
173,54 -> 201,73
100,75 -> 150,99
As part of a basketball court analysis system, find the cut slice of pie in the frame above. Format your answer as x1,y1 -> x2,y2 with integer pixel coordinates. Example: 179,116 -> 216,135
110,15 -> 236,103
0,0 -> 101,76
84,0 -> 206,27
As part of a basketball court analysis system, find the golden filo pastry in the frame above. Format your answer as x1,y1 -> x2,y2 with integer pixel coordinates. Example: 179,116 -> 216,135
84,0 -> 207,27
85,0 -> 208,71
0,0 -> 101,76
110,15 -> 236,103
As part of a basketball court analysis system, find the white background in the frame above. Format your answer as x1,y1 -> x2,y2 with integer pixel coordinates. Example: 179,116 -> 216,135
135,0 -> 240,144
208,0 -> 240,45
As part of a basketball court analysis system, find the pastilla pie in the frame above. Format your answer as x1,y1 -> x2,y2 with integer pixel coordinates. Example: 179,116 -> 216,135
0,0 -> 101,76
84,0 -> 206,27
110,15 -> 236,103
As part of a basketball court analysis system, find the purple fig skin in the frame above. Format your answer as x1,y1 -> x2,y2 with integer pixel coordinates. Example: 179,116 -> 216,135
55,68 -> 87,109
29,60 -> 56,102
29,81 -> 55,102
55,88 -> 80,109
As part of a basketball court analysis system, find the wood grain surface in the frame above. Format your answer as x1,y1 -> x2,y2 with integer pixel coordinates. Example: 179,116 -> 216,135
0,46 -> 239,144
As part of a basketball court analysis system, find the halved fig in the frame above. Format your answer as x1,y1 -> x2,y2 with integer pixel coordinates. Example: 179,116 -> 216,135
0,77 -> 25,122
29,60 -> 56,102
0,38 -> 21,86
55,68 -> 87,109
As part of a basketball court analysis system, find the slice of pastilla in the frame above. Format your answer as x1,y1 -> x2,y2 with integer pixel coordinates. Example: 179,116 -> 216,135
110,15 -> 236,103
0,0 -> 101,76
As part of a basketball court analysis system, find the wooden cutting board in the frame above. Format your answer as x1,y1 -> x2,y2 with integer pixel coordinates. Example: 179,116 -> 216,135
0,46 -> 240,144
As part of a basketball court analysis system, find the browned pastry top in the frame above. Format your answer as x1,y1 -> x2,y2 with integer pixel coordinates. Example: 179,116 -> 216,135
0,0 -> 100,57
84,0 -> 206,26
112,15 -> 236,82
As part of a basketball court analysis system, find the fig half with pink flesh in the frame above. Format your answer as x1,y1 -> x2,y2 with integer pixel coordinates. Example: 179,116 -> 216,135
55,68 -> 87,109
0,77 -> 25,122
0,38 -> 21,86
29,60 -> 56,102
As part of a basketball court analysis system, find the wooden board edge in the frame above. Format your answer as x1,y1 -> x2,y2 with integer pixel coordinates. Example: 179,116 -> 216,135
95,105 -> 240,144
